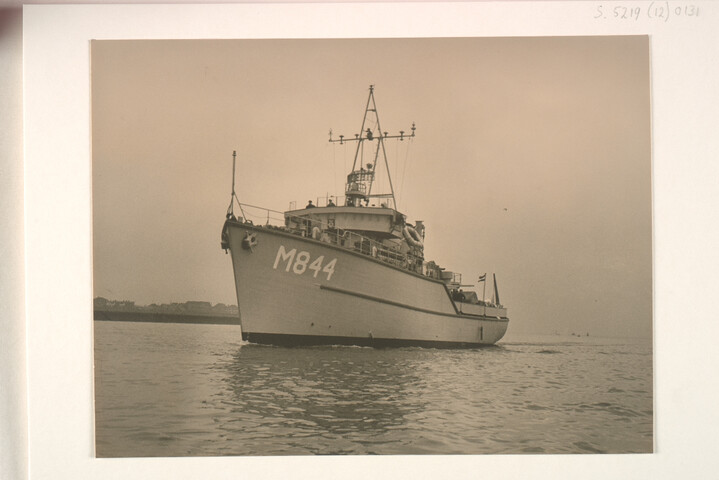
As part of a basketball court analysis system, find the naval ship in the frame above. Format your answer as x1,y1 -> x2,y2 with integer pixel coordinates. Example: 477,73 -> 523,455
221,86 -> 508,347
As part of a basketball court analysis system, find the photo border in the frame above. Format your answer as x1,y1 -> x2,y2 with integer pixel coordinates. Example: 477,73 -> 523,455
23,2 -> 718,478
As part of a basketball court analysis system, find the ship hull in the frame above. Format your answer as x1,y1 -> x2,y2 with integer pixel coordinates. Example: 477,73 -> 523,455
224,221 -> 509,347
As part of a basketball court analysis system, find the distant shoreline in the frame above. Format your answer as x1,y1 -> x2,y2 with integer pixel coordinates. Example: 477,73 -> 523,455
93,309 -> 240,326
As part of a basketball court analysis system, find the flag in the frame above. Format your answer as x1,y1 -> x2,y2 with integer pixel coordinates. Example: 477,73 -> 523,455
478,274 -> 486,282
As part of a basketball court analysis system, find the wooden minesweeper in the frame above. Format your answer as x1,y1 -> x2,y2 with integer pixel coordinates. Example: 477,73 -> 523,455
221,86 -> 508,347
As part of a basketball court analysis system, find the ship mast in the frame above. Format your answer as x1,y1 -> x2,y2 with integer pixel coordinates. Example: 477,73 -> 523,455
329,85 -> 415,210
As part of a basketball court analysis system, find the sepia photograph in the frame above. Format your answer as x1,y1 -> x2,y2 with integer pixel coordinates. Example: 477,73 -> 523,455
91,36 -> 653,457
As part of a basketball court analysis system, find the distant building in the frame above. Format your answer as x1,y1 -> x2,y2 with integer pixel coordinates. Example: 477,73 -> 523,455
93,297 -> 238,316
93,298 -> 135,311
185,301 -> 212,313
211,303 -> 239,315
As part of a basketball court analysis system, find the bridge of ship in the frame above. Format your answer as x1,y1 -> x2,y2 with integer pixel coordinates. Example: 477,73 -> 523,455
283,204 -> 426,273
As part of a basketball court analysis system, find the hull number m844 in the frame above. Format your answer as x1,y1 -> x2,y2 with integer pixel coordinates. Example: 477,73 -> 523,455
272,245 -> 337,281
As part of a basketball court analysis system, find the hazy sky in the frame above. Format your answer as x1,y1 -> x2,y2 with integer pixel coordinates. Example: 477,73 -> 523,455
92,36 -> 651,338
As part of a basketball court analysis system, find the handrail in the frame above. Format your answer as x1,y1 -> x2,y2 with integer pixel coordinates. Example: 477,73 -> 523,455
235,202 -> 425,274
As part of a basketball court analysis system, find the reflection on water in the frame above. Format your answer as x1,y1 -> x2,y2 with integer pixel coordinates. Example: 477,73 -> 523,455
94,322 -> 653,456
226,346 -> 424,434
218,346 -> 431,454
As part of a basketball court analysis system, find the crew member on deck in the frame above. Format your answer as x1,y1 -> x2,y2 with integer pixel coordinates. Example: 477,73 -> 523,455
328,198 -> 335,207
451,289 -> 466,302
306,200 -> 316,208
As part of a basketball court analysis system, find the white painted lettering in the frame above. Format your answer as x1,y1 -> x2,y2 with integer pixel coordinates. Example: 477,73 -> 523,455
293,251 -> 311,274
323,258 -> 337,281
273,245 -> 337,281
273,245 -> 297,272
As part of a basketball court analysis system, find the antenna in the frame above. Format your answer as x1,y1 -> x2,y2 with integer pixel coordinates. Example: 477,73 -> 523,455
231,150 -> 237,198
226,150 -> 246,221
328,86 -> 416,209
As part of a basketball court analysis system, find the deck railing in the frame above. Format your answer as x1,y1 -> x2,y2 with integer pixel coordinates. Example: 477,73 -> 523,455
288,195 -> 398,209
234,202 -> 425,274
227,203 -> 503,310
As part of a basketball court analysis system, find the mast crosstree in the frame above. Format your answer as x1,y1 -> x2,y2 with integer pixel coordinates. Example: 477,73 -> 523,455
329,85 -> 415,210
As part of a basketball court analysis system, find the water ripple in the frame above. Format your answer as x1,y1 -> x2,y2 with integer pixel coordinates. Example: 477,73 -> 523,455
94,322 -> 653,456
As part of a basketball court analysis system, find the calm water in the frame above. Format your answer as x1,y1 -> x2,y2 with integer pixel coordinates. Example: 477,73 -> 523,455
94,321 -> 653,456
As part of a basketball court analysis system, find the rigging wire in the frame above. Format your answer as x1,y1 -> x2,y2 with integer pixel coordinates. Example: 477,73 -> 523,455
332,141 -> 337,201
398,138 -> 413,211
343,142 -> 347,204
226,150 -> 247,221
394,139 -> 399,206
